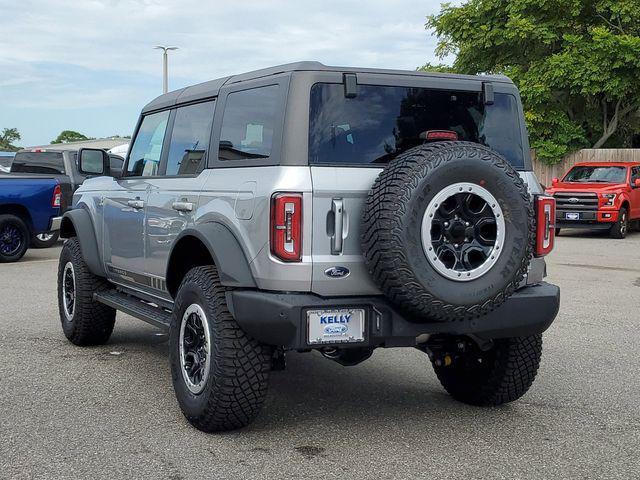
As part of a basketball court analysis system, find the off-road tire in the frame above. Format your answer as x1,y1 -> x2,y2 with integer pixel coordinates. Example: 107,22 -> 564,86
31,231 -> 60,248
0,214 -> 29,263
361,141 -> 534,322
610,207 -> 628,239
433,334 -> 543,406
58,237 -> 116,345
169,266 -> 271,432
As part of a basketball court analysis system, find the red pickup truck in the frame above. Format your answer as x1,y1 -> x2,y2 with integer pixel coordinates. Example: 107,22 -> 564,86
545,162 -> 640,238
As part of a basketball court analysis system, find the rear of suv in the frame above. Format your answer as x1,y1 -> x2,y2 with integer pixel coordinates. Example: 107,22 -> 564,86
57,62 -> 560,432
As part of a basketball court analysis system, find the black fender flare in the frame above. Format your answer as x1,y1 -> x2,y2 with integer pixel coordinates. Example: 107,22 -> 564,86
166,222 -> 257,290
59,208 -> 106,277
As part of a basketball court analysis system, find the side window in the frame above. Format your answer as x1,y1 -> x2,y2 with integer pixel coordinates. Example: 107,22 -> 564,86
165,101 -> 215,176
632,167 -> 640,182
126,110 -> 170,177
218,85 -> 279,161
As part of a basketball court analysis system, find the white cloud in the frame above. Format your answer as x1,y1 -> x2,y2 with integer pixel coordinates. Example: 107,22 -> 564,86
0,0 -> 445,80
0,0 -> 453,145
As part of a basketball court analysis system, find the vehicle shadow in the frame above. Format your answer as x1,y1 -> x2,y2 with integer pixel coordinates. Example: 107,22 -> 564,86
105,322 -> 525,433
251,350 -> 520,433
557,227 -> 639,238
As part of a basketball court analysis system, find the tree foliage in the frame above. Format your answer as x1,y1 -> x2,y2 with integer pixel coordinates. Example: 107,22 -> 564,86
0,127 -> 21,151
425,0 -> 640,164
51,130 -> 93,144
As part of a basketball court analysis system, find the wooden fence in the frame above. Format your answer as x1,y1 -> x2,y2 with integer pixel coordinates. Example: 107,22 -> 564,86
532,149 -> 640,187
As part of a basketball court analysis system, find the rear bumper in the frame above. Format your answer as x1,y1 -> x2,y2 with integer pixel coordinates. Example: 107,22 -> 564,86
226,282 -> 560,350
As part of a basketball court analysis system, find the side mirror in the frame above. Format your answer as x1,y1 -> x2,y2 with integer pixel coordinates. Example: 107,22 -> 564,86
78,148 -> 110,176
551,177 -> 559,186
634,178 -> 640,188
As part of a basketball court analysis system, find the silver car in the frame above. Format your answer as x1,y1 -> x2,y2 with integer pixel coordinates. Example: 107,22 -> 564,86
57,62 -> 560,432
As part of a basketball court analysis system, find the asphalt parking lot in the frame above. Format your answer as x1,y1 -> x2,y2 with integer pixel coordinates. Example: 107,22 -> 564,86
1,230 -> 639,480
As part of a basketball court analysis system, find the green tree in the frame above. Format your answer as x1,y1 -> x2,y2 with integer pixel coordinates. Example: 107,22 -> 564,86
425,0 -> 640,164
0,127 -> 21,151
51,130 -> 93,144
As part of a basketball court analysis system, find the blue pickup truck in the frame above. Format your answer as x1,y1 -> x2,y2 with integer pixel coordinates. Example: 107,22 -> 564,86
0,175 -> 62,262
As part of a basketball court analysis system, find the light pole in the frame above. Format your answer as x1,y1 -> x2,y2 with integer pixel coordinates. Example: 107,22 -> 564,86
154,45 -> 178,94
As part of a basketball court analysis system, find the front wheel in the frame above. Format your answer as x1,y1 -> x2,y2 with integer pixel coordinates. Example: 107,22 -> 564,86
0,214 -> 29,263
169,266 -> 271,432
431,334 -> 542,406
57,237 -> 116,345
610,207 -> 629,239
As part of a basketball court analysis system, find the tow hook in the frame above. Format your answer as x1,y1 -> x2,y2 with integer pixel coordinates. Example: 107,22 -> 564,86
422,335 -> 494,367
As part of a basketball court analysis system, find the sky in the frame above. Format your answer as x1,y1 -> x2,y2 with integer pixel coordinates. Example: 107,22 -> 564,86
0,0 -> 451,147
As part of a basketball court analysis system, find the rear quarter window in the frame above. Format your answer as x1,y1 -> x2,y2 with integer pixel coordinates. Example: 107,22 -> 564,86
218,85 -> 279,161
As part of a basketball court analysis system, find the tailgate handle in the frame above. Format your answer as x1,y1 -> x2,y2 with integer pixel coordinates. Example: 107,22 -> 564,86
331,198 -> 344,254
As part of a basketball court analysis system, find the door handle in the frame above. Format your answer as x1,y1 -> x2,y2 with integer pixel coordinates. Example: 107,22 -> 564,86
172,201 -> 194,212
127,199 -> 145,209
331,198 -> 344,254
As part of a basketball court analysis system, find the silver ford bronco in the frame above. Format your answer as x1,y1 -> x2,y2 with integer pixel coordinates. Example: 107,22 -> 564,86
57,62 -> 560,432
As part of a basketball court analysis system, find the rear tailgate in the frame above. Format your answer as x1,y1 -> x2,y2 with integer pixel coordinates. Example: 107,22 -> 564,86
310,169 -> 547,297
310,166 -> 381,296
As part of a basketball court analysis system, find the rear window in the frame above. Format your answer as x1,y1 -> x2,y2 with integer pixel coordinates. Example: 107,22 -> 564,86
309,84 -> 525,169
11,152 -> 65,174
563,166 -> 627,183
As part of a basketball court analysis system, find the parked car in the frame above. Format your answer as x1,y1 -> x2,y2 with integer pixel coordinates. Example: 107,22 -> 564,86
0,175 -> 61,262
57,62 -> 559,432
9,148 -> 124,247
545,162 -> 640,238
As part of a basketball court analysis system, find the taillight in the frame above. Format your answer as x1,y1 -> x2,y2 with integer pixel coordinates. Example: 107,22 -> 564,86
535,195 -> 555,257
51,184 -> 62,208
270,193 -> 302,262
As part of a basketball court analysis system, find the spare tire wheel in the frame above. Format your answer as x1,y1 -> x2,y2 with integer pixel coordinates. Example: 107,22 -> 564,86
361,141 -> 534,322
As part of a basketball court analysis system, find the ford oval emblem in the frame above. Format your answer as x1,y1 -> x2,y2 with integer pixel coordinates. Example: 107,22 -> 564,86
568,197 -> 579,203
324,266 -> 350,278
324,324 -> 348,334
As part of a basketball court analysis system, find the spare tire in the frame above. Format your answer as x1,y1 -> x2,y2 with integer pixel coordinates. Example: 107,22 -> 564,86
361,141 -> 534,322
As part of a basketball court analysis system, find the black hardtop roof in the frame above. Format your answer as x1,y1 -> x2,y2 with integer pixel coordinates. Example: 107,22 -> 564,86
141,61 -> 513,114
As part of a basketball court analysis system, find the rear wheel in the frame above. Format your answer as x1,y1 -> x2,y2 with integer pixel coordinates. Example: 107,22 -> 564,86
57,237 -> 116,345
0,214 -> 29,263
431,334 -> 543,406
170,266 -> 271,432
610,207 -> 628,239
31,231 -> 60,248
555,228 -> 561,237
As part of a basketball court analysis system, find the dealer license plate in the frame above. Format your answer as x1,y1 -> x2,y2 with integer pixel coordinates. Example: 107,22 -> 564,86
307,308 -> 365,345
566,212 -> 580,220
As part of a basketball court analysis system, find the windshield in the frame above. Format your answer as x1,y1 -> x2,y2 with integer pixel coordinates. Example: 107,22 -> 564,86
309,83 -> 525,169
11,152 -> 65,175
563,166 -> 627,183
